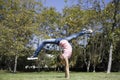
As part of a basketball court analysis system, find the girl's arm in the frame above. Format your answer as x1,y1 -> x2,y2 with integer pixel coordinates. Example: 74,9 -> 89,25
64,57 -> 70,79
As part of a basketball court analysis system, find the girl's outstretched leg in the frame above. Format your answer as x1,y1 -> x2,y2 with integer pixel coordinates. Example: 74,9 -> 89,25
27,39 -> 57,60
64,29 -> 93,41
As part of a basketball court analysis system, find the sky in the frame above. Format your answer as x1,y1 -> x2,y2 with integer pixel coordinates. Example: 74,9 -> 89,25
43,0 -> 77,12
43,0 -> 111,13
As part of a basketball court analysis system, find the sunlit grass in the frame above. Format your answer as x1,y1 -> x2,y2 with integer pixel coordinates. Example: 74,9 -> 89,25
0,70 -> 120,80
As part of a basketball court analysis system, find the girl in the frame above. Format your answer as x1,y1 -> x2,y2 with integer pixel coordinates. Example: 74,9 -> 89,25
27,29 -> 93,79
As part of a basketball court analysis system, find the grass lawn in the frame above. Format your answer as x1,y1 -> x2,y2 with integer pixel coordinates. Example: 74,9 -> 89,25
0,70 -> 120,80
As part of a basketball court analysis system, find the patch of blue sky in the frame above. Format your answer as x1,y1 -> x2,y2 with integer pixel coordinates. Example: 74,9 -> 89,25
42,0 -> 111,13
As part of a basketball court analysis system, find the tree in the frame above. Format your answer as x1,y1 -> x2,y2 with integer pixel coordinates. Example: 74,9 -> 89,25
102,0 -> 120,73
0,0 -> 41,72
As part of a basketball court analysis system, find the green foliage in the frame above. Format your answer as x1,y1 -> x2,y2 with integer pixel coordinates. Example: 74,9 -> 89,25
62,5 -> 84,33
36,7 -> 62,38
0,1 -> 34,56
0,0 -> 41,71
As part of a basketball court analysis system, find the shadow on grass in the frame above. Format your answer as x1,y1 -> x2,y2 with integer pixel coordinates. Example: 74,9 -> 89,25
56,76 -> 64,78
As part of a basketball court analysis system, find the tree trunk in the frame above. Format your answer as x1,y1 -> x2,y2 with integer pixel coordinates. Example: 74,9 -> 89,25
7,57 -> 12,72
37,58 -> 41,72
87,60 -> 90,72
106,0 -> 119,74
107,44 -> 113,73
93,64 -> 96,72
13,54 -> 18,73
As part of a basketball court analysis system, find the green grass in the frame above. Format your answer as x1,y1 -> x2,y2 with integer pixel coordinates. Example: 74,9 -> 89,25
0,70 -> 120,80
